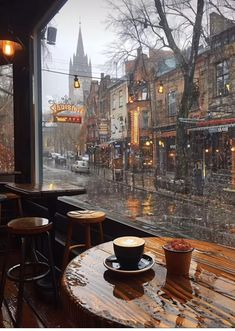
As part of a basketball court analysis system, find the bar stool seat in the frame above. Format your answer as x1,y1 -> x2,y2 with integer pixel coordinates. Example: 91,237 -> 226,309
0,193 -> 23,225
62,210 -> 106,272
0,217 -> 58,327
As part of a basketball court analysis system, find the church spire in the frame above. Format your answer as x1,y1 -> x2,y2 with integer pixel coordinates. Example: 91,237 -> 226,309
69,20 -> 92,103
76,20 -> 84,58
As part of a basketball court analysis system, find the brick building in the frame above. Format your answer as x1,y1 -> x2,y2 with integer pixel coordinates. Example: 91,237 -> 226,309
154,15 -> 235,185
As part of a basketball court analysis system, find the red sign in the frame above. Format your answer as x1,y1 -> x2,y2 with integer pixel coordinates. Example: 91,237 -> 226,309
196,117 -> 235,127
54,115 -> 82,123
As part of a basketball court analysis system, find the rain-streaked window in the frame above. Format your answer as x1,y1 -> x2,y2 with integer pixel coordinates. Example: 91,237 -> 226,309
0,65 -> 14,172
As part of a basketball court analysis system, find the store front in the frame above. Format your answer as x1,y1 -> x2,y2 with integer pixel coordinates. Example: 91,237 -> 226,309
156,129 -> 176,175
189,123 -> 235,182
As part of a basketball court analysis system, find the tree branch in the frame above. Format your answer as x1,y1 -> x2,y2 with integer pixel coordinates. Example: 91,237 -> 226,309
154,0 -> 188,72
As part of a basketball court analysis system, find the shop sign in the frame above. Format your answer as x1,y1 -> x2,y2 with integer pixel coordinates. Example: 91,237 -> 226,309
54,115 -> 82,123
131,109 -> 139,145
50,103 -> 83,114
208,126 -> 228,133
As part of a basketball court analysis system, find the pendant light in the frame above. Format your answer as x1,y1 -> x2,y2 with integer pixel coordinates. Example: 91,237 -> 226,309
0,28 -> 23,58
74,75 -> 80,88
158,81 -> 164,94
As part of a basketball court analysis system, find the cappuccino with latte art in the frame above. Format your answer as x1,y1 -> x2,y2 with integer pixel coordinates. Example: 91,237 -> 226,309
113,236 -> 145,269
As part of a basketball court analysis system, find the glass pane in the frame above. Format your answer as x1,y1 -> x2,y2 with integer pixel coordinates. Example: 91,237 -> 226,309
216,76 -> 223,96
41,1 -> 235,252
216,62 -> 223,77
0,64 -> 14,172
224,60 -> 229,74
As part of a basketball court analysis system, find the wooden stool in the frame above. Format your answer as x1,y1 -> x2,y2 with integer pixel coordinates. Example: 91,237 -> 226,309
62,210 -> 106,272
0,217 -> 58,327
0,193 -> 23,225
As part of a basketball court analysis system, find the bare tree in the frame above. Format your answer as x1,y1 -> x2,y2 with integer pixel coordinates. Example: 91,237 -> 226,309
106,0 -> 234,180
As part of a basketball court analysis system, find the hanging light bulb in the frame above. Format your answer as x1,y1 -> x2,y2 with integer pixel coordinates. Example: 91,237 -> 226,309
74,75 -> 80,88
2,40 -> 15,56
0,28 -> 23,58
158,81 -> 164,94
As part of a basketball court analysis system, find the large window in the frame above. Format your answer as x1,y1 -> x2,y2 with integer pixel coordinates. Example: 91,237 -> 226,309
0,65 -> 14,172
142,111 -> 149,129
112,93 -> 116,109
40,0 -> 235,251
216,60 -> 230,96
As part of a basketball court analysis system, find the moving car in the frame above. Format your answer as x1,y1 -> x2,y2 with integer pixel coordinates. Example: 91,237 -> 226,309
71,160 -> 89,173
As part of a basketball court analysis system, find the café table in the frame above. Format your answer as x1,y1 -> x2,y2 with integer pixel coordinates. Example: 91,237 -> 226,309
4,182 -> 86,222
61,237 -> 235,328
0,171 -> 21,186
0,171 -> 21,176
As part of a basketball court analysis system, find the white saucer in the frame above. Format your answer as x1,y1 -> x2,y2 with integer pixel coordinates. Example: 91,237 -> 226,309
103,254 -> 154,274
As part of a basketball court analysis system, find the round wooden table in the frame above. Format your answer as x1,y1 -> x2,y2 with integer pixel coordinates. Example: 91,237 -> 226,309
61,237 -> 235,328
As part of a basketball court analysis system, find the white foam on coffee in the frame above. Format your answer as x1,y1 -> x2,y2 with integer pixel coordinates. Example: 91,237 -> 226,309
114,236 -> 145,247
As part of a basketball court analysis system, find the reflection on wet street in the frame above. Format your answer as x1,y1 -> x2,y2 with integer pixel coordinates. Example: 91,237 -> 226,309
44,166 -> 235,247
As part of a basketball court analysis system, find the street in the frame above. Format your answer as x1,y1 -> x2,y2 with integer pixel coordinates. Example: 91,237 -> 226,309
43,164 -> 235,248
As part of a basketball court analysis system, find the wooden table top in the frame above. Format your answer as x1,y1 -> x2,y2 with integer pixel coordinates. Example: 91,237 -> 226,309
5,182 -> 86,197
0,171 -> 21,176
61,237 -> 235,328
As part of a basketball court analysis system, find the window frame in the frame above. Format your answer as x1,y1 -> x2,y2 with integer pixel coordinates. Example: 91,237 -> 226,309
119,90 -> 123,107
112,93 -> 116,109
216,60 -> 230,97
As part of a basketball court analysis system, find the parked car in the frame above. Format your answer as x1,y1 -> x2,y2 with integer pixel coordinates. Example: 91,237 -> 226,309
71,160 -> 89,173
82,154 -> 89,161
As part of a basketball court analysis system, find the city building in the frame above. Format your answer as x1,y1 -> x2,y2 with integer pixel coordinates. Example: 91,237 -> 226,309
109,78 -> 128,169
154,13 -> 235,183
84,80 -> 99,164
125,47 -> 153,171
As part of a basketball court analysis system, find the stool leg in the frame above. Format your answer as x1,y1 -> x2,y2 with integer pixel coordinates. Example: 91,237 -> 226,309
0,203 -> 2,225
17,198 -> 23,217
62,222 -> 73,272
45,231 -> 58,306
98,223 -> 104,243
15,236 -> 27,327
85,224 -> 91,249
0,231 -> 11,307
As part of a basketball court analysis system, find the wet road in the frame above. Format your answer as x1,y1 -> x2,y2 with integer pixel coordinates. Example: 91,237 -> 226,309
43,165 -> 235,247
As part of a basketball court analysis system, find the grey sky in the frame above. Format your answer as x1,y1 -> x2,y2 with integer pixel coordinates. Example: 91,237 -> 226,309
42,0 -> 116,110
47,0 -> 115,76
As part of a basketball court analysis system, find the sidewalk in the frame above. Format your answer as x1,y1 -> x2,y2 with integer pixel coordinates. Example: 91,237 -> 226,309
91,165 -> 156,192
90,165 -> 233,207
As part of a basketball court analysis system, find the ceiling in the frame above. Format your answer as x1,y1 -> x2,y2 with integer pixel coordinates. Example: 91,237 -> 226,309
0,0 -> 67,34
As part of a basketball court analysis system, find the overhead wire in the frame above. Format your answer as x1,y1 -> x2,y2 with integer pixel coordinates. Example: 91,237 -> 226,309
41,67 -> 161,84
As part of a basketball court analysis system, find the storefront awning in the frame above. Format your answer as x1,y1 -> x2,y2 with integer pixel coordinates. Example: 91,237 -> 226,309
156,131 -> 176,138
188,122 -> 235,132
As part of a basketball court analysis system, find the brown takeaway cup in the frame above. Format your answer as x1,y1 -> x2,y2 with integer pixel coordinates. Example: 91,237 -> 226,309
163,245 -> 194,276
